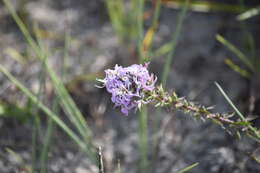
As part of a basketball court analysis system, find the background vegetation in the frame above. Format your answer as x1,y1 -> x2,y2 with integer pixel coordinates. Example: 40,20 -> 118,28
0,0 -> 259,172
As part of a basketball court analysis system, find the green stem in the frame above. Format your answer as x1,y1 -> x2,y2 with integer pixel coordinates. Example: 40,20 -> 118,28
138,107 -> 148,173
3,0 -> 95,162
39,117 -> 54,173
137,0 -> 145,62
161,0 -> 189,87
215,82 -> 260,140
136,1 -> 148,172
151,1 -> 189,172
0,65 -> 95,160
31,114 -> 40,172
151,85 -> 260,141
146,0 -> 162,59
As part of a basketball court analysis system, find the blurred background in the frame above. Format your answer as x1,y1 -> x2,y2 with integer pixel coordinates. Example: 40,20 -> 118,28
0,0 -> 260,172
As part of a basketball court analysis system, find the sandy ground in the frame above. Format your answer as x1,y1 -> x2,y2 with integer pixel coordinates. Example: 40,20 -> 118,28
0,0 -> 259,172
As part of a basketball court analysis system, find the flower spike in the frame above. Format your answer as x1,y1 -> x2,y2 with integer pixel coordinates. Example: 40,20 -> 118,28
98,63 -> 156,115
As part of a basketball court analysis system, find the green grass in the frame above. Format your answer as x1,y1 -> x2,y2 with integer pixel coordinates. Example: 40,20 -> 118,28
237,5 -> 260,20
105,0 -> 125,39
178,162 -> 199,173
2,0 -> 97,165
216,34 -> 254,72
151,1 -> 189,171
105,0 -> 193,172
161,0 -> 189,87
0,64 -> 92,152
165,0 -> 248,13
215,82 -> 260,141
31,23 -> 48,173
1,0 -> 260,172
136,0 -> 148,172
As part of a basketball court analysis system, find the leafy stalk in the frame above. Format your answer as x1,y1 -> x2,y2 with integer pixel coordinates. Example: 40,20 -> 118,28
145,85 -> 260,141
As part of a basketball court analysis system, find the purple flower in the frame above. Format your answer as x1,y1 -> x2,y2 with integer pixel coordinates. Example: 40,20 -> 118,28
97,63 -> 157,115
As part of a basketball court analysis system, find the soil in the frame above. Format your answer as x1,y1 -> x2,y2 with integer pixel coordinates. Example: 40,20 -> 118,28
0,0 -> 259,173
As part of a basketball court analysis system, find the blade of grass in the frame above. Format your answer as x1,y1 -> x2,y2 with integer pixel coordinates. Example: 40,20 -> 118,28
105,0 -> 125,39
62,31 -> 70,80
3,0 -> 39,58
31,111 -> 40,172
142,26 -> 156,57
136,0 -> 148,172
40,117 -> 54,173
215,83 -> 245,120
38,28 -> 92,144
152,42 -> 172,58
0,64 -> 97,162
138,106 -> 148,173
161,0 -> 189,86
6,148 -> 24,164
237,5 -> 260,21
216,34 -> 254,71
39,114 -> 54,173
129,0 -> 140,41
39,49 -> 57,173
164,0 -> 247,13
215,82 -> 260,140
151,2 -> 189,173
238,0 -> 256,70
224,58 -> 251,78
46,58 -> 93,144
40,28 -> 72,173
0,65 -> 82,147
143,0 -> 162,59
4,47 -> 26,64
177,162 -> 199,173
3,0 -> 94,159
137,0 -> 145,61
31,22 -> 49,173
152,0 -> 162,29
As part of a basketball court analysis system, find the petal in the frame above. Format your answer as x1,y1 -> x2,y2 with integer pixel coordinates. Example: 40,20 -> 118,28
121,107 -> 129,115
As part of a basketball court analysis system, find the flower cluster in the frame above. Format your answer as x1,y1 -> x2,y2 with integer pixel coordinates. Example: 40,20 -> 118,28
96,63 -> 260,140
97,63 -> 157,115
